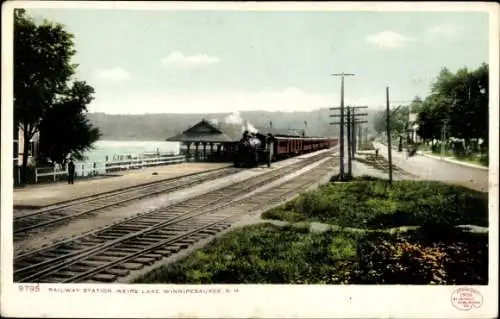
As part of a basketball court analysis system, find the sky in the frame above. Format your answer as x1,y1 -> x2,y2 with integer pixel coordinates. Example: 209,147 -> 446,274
24,5 -> 490,114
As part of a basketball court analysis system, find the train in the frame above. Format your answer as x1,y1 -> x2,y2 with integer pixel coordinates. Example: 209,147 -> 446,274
233,130 -> 338,167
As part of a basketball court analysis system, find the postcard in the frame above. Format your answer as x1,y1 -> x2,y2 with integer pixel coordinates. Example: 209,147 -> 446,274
1,1 -> 498,318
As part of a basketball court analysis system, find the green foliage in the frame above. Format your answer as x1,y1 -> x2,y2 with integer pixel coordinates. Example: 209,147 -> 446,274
354,229 -> 488,285
409,96 -> 424,113
261,180 -> 488,229
355,235 -> 448,284
417,141 -> 489,167
134,223 -> 487,285
135,174 -> 488,286
14,9 -> 77,182
372,104 -> 412,138
372,95 -> 423,137
38,81 -> 101,165
14,9 -> 101,173
14,9 -> 76,128
135,224 -> 360,284
416,64 -> 488,149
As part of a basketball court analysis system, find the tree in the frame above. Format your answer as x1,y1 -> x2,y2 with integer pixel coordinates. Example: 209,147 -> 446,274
373,106 -> 409,136
38,81 -> 101,166
373,110 -> 387,134
467,63 -> 488,147
409,96 -> 423,113
416,97 -> 444,143
14,9 -> 101,181
415,63 -> 489,152
14,9 -> 76,182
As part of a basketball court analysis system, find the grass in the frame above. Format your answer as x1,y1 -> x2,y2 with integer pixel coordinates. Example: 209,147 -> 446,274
135,177 -> 489,285
261,179 -> 488,229
135,223 -> 488,285
136,224 -> 359,284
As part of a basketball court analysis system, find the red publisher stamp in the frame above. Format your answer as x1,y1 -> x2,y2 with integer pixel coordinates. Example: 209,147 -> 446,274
451,288 -> 483,311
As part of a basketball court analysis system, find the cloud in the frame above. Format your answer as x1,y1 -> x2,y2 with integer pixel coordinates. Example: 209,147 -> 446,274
161,52 -> 220,69
88,87 -> 386,115
94,67 -> 131,82
424,24 -> 462,41
365,31 -> 414,50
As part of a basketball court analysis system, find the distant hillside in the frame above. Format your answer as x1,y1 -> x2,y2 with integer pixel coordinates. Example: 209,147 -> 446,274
87,109 -> 381,141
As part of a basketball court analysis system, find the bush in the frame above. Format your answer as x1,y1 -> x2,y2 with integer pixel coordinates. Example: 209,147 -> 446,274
404,228 -> 489,285
355,234 -> 448,284
431,143 -> 441,153
352,229 -> 488,285
479,153 -> 488,166
134,224 -> 487,285
451,141 -> 466,157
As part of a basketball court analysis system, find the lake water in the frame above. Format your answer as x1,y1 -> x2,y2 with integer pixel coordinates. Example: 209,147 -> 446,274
79,140 -> 181,163
70,140 -> 181,176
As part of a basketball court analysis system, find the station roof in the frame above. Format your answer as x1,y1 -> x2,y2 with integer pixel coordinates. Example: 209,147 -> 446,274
166,119 -> 243,143
166,119 -> 307,144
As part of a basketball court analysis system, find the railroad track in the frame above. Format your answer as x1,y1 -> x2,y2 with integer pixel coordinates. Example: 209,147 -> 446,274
14,151 -> 337,283
13,167 -> 243,237
355,154 -> 417,179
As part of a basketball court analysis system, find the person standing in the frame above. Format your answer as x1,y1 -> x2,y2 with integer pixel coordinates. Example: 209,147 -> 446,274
68,159 -> 75,184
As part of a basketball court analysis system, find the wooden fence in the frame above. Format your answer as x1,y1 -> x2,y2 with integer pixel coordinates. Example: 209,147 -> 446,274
33,154 -> 186,183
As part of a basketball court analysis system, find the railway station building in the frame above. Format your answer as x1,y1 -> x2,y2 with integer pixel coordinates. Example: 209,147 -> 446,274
166,119 -> 305,162
166,119 -> 243,162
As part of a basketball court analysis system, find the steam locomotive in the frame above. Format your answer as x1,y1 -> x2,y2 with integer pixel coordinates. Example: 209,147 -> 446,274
233,131 -> 338,168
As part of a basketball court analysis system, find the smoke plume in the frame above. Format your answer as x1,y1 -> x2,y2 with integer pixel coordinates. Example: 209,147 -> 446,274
224,111 -> 244,125
224,111 -> 258,134
245,121 -> 258,134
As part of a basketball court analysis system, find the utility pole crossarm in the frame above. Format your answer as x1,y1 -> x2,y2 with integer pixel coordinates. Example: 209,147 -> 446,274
331,73 -> 355,76
348,106 -> 368,109
330,72 -> 355,181
330,121 -> 368,125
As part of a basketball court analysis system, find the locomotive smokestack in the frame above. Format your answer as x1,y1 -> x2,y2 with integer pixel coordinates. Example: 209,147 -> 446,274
243,120 -> 258,134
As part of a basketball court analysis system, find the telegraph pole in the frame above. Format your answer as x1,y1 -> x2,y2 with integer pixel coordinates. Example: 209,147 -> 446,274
358,125 -> 362,151
349,106 -> 368,158
351,107 -> 356,159
346,107 -> 352,177
330,72 -> 355,180
331,105 -> 367,178
386,87 -> 393,184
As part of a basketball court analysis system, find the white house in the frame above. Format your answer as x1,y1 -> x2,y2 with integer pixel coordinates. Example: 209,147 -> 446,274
13,125 -> 40,184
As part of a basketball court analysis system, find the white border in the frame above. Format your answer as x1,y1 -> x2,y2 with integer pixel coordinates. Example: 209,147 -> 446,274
1,1 -> 499,318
